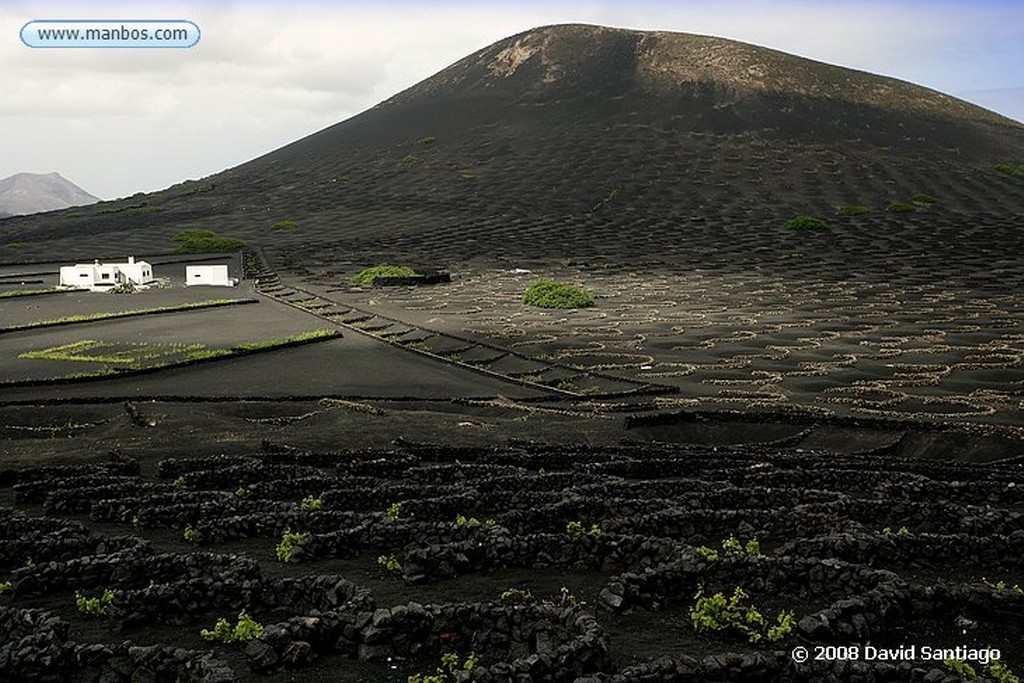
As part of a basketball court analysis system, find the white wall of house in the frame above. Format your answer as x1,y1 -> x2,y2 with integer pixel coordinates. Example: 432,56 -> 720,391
185,264 -> 233,286
118,255 -> 153,284
58,257 -> 153,290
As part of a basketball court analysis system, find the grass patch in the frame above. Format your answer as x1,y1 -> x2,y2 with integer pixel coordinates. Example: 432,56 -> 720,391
785,215 -> 830,231
172,229 -> 246,253
235,329 -> 338,351
20,340 -> 207,366
1,299 -> 251,332
184,349 -> 233,361
352,264 -> 418,285
126,206 -> 160,217
9,329 -> 341,386
996,163 -> 1024,178
0,289 -> 54,298
887,202 -> 917,213
523,280 -> 595,309
4,242 -> 29,249
271,220 -> 298,231
911,193 -> 937,204
418,136 -> 436,145
836,205 -> 869,216
402,155 -> 419,165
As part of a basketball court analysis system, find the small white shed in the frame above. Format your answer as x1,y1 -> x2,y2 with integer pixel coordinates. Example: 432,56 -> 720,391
185,264 -> 234,286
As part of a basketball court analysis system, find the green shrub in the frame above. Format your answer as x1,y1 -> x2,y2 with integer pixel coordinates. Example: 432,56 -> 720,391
75,589 -> 114,617
419,136 -> 436,145
4,242 -> 29,249
200,617 -> 233,643
299,495 -> 323,511
408,652 -> 480,683
352,264 -> 418,285
172,229 -> 246,253
271,220 -> 298,231
455,514 -> 480,527
126,206 -> 159,217
696,546 -> 719,560
996,163 -> 1024,178
386,502 -> 402,522
836,205 -> 869,216
988,660 -> 1020,683
698,536 -> 763,559
911,193 -> 937,204
690,586 -> 793,643
183,525 -> 198,543
0,581 -> 13,593
945,658 -> 977,681
766,610 -> 796,641
523,280 -> 595,309
565,521 -> 602,536
200,611 -> 264,643
275,530 -> 308,562
403,155 -> 419,164
887,202 -> 916,213
785,215 -> 830,230
377,554 -> 402,572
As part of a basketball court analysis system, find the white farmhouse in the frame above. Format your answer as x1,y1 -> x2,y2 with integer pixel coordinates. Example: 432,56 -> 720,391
59,256 -> 153,291
185,264 -> 234,287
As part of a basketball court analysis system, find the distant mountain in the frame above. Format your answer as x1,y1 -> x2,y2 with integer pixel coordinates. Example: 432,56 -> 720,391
0,172 -> 99,216
1,24 -> 1022,271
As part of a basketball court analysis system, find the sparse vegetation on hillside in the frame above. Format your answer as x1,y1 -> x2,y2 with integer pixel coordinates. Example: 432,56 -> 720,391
911,193 -> 937,204
996,163 -> 1024,178
172,229 -> 247,253
352,265 -> 418,285
523,280 -> 595,309
836,205 -> 869,216
785,215 -> 830,231
271,220 -> 298,231
887,202 -> 916,213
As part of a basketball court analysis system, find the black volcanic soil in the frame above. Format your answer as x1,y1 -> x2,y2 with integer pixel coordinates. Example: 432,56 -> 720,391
1,400 -> 1022,682
2,23 -> 1024,683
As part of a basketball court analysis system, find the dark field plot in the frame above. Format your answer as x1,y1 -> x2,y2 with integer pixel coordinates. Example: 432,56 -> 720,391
1,417 -> 1021,682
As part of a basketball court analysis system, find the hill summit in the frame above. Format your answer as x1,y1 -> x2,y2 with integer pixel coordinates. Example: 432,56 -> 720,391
2,24 -> 1022,272
0,172 -> 99,217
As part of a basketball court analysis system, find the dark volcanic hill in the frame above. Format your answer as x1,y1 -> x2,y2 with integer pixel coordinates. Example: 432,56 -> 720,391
0,172 -> 99,217
3,24 -> 1023,277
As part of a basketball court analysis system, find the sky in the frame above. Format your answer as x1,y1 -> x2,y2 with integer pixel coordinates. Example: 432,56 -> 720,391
2,0 -> 1022,201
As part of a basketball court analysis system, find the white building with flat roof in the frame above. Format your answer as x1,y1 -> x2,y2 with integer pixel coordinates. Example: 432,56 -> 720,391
59,256 -> 153,291
185,264 -> 234,286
